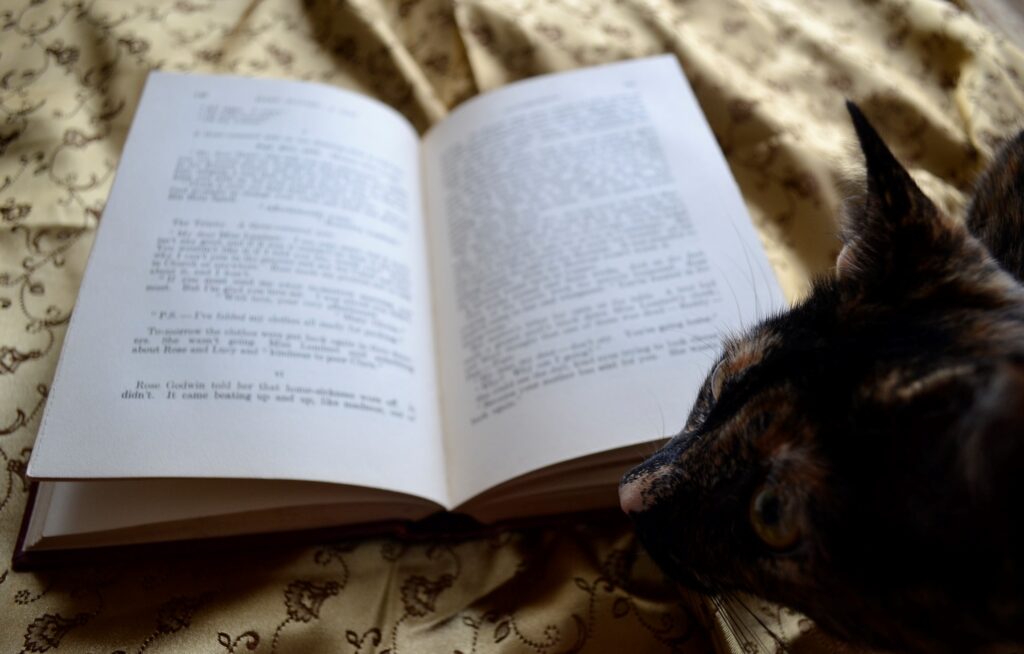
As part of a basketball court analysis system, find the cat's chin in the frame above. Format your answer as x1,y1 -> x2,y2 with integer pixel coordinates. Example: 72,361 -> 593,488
627,514 -> 715,594
643,551 -> 714,595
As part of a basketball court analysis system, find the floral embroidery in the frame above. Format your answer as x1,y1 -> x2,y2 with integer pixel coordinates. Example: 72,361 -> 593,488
155,595 -> 205,634
399,574 -> 453,617
44,42 -> 79,68
0,347 -> 41,376
0,3 -> 1021,654
283,580 -> 340,622
21,613 -> 88,653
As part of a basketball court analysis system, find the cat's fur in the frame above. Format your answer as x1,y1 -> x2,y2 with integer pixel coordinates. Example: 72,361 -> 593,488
619,104 -> 1024,654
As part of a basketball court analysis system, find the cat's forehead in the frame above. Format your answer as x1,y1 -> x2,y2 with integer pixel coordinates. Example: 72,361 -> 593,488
721,325 -> 780,371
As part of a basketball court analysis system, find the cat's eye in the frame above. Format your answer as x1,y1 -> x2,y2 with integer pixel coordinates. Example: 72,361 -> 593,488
710,360 -> 728,400
749,484 -> 801,551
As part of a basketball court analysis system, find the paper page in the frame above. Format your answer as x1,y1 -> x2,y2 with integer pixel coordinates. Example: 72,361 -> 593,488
423,56 -> 786,505
29,72 -> 448,505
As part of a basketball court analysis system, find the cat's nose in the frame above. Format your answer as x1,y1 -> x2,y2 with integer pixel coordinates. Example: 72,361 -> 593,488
618,475 -> 649,514
620,463 -> 674,514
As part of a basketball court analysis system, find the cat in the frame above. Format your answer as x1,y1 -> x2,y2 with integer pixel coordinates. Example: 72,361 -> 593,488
619,103 -> 1024,654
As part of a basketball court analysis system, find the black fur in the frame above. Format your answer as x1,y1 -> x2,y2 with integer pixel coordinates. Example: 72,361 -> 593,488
621,106 -> 1024,653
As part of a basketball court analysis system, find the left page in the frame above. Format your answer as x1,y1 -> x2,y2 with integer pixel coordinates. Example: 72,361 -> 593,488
28,72 -> 448,506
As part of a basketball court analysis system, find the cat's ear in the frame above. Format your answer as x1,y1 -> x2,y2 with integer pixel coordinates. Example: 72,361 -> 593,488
964,130 -> 1024,277
836,102 -> 945,284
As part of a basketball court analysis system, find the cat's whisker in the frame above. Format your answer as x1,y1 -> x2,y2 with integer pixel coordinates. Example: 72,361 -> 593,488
723,593 -> 780,654
711,592 -> 767,654
719,269 -> 745,328
657,397 -> 665,440
731,220 -> 763,323
706,595 -> 739,646
697,348 -> 718,369
716,597 -> 757,650
711,322 -> 734,346
730,592 -> 791,654
704,593 -> 736,644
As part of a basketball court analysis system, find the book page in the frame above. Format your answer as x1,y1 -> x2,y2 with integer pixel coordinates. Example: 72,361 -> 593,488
29,72 -> 448,505
423,56 -> 786,505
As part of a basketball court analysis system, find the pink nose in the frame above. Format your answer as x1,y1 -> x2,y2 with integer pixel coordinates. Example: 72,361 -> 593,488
618,475 -> 648,514
620,464 -> 673,514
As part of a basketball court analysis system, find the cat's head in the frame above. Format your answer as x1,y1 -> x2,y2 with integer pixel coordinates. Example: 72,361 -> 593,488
620,104 -> 1024,653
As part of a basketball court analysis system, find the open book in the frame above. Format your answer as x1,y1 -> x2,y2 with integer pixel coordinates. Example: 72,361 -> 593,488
18,55 -> 784,567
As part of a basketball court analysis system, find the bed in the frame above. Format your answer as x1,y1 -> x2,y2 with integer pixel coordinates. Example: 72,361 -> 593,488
1,1 -> 1021,651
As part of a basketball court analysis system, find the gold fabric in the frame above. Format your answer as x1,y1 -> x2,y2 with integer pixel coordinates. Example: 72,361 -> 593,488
1,1 -> 1021,652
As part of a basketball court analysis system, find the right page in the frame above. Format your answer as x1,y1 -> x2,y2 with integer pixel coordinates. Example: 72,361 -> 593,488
423,56 -> 786,506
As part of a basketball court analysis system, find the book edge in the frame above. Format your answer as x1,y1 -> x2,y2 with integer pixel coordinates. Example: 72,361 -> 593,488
11,486 -> 624,571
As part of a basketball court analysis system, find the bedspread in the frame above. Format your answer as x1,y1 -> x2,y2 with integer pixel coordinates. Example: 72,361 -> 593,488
1,1 -> 1021,652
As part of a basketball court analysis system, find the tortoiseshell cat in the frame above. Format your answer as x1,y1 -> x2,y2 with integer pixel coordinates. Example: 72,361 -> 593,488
620,104 -> 1024,654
